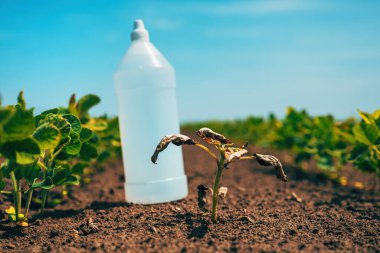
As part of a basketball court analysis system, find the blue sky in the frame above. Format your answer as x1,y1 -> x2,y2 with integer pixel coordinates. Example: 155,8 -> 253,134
0,0 -> 379,122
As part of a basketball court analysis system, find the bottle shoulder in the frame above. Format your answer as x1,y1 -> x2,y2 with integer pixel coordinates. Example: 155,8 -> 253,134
116,42 -> 173,71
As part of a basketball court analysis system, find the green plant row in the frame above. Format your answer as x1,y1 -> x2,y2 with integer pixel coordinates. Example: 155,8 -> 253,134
182,107 -> 380,179
0,92 -> 120,226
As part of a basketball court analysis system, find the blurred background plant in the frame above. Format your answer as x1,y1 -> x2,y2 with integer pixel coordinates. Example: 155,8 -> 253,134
182,107 -> 380,190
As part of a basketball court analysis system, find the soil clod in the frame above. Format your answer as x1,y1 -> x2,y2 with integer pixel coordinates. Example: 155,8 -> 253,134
78,217 -> 100,235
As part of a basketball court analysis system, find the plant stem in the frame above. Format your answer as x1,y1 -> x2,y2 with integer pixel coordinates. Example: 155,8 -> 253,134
24,189 -> 33,219
0,190 -> 13,194
39,189 -> 49,215
211,150 -> 225,223
10,172 -> 19,222
195,143 -> 218,162
17,180 -> 22,216
48,146 -> 64,168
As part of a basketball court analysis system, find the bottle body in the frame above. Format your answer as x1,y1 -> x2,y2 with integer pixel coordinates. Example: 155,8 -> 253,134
114,40 -> 188,204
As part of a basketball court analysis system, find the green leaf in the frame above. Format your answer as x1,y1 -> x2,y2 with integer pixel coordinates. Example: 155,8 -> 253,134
51,166 -> 69,185
63,175 -> 80,186
64,140 -> 82,156
1,106 -> 35,143
59,135 -> 71,147
336,128 -> 356,144
316,155 -> 334,170
17,91 -> 26,110
69,131 -> 80,142
0,107 -> 15,143
31,177 -> 54,190
62,114 -> 81,134
97,151 -> 111,163
14,167 -> 23,180
350,144 -> 368,160
0,181 -> 5,191
80,143 -> 98,159
34,108 -> 59,124
40,114 -> 71,138
295,152 -> 312,164
63,132 -> 82,155
0,138 -> 40,165
2,161 -> 18,176
76,94 -> 100,121
358,110 -> 373,124
21,165 -> 41,185
33,123 -> 61,150
40,108 -> 60,115
79,127 -> 94,142
48,198 -> 62,206
372,109 -> 380,119
0,106 -> 14,124
353,122 -> 380,146
354,158 -> 377,173
71,163 -> 89,175
83,118 -> 108,131
68,94 -> 77,115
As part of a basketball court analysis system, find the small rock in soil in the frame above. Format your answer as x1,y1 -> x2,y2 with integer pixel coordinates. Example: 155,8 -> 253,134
298,244 -> 306,250
289,229 -> 297,236
239,216 -> 255,223
287,192 -> 302,203
71,229 -> 79,240
149,226 -> 158,234
34,219 -> 42,226
50,229 -> 60,238
5,243 -> 16,249
92,240 -> 103,249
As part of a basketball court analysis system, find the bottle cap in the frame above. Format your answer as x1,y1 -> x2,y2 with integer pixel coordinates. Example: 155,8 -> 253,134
131,19 -> 149,42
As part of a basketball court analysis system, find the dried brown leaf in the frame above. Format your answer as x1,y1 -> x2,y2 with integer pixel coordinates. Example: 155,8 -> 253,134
224,148 -> 248,168
195,127 -> 232,145
78,218 -> 99,235
197,184 -> 210,210
218,186 -> 228,199
253,153 -> 288,182
151,134 -> 197,164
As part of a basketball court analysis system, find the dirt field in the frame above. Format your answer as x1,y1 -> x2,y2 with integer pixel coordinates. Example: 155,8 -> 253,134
1,141 -> 379,252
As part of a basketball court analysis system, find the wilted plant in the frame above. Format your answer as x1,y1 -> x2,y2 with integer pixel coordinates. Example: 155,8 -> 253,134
151,127 -> 287,222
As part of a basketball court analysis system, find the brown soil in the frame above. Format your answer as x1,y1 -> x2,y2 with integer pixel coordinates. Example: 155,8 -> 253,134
0,141 -> 379,252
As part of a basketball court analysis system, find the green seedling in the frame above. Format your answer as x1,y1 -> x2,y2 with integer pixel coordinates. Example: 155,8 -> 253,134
151,127 -> 287,222
350,110 -> 380,188
0,92 -> 101,225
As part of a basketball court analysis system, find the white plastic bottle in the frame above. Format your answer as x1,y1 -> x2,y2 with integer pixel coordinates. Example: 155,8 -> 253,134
114,20 -> 188,204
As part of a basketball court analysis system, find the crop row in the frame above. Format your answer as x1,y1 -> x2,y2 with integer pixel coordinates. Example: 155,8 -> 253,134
182,107 -> 380,185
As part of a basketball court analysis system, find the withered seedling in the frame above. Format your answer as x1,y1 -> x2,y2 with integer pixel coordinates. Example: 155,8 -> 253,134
151,128 -> 287,223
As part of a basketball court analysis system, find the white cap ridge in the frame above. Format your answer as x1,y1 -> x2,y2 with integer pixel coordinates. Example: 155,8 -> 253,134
131,19 -> 149,42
